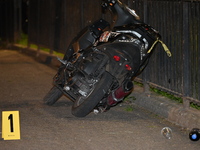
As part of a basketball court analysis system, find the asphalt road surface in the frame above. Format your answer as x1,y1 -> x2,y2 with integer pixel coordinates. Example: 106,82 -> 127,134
0,49 -> 199,150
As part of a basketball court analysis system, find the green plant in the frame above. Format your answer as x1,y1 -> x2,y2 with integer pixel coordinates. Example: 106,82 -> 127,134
190,102 -> 200,110
16,33 -> 64,58
17,33 -> 28,45
134,81 -> 143,87
124,96 -> 136,102
124,105 -> 134,112
54,51 -> 64,58
150,87 -> 183,104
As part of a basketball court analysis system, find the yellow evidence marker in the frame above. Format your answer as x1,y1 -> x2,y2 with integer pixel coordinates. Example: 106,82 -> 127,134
2,111 -> 20,140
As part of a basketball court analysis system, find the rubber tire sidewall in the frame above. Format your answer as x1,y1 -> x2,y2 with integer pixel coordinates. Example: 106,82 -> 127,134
71,72 -> 112,117
43,86 -> 63,105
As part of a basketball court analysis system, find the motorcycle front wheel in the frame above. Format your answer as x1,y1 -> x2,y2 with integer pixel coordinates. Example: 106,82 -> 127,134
71,72 -> 113,117
43,86 -> 63,105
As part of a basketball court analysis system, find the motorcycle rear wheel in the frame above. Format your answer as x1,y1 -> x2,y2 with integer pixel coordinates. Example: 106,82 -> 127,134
43,86 -> 63,105
71,72 -> 112,117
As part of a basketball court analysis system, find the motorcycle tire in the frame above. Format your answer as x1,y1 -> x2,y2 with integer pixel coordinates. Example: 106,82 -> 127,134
71,72 -> 112,117
43,86 -> 63,105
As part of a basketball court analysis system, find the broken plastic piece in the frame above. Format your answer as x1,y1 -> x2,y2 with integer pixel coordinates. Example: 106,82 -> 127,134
161,127 -> 172,139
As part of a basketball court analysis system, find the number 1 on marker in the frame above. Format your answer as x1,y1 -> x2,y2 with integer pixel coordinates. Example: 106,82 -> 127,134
2,111 -> 21,140
8,114 -> 14,132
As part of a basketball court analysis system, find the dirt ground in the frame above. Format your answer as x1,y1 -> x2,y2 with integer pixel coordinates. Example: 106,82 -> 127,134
0,50 -> 199,150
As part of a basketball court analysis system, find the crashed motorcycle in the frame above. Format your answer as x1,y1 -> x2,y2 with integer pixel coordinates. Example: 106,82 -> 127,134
43,0 -> 171,117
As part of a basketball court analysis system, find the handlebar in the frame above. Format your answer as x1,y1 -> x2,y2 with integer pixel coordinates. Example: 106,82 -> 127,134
102,0 -> 141,27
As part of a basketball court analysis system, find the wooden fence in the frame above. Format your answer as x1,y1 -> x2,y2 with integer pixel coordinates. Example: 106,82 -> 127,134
1,0 -> 199,108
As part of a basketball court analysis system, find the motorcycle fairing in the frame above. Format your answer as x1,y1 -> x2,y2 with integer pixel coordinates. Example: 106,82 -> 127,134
97,42 -> 141,82
114,24 -> 160,51
73,19 -> 110,51
63,19 -> 110,60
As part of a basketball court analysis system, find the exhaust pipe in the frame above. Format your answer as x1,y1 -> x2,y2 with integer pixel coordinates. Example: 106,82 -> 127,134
107,80 -> 133,106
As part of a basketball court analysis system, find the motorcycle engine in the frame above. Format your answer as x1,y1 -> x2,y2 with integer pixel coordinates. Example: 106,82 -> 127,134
64,52 -> 107,98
